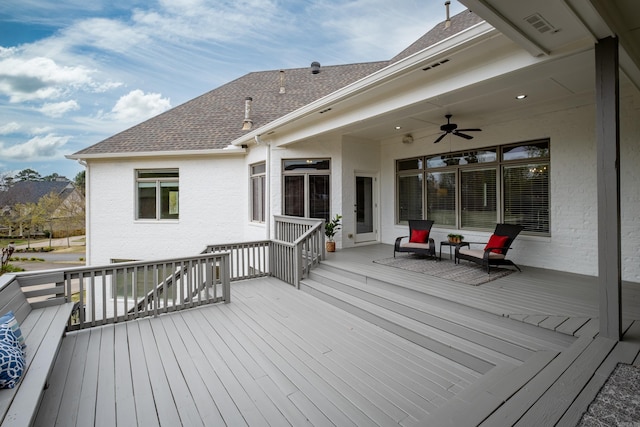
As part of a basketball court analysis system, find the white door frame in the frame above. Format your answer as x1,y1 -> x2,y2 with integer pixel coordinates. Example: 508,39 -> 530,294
354,172 -> 379,243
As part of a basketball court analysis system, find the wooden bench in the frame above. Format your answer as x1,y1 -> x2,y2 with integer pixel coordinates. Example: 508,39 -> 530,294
0,273 -> 75,426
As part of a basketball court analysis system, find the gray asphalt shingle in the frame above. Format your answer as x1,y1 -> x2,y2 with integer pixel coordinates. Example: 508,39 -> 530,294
73,10 -> 480,156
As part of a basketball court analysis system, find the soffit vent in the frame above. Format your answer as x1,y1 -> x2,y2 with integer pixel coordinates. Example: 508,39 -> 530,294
422,58 -> 450,71
524,13 -> 556,34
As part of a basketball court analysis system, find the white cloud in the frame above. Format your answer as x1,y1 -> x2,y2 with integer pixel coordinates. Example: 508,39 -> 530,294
61,18 -> 150,54
0,122 -> 21,134
40,100 -> 80,117
110,89 -> 171,122
0,54 -> 95,102
32,126 -> 55,134
0,133 -> 70,160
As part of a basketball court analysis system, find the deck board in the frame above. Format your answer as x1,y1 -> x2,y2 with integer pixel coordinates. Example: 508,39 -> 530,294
113,323 -> 137,427
95,326 -> 116,427
126,320 -> 159,427
36,246 -> 640,426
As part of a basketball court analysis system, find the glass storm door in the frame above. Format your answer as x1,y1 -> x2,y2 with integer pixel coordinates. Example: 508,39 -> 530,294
355,174 -> 377,243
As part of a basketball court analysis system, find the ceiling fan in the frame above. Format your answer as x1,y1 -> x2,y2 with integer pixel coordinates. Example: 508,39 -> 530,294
433,114 -> 482,143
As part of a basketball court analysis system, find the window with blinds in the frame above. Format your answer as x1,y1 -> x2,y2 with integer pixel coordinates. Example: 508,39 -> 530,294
426,171 -> 456,226
395,139 -> 550,235
503,164 -> 549,233
461,168 -> 497,229
396,158 -> 423,223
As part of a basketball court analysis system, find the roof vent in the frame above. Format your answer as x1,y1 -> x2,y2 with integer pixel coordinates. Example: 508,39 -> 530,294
444,1 -> 451,29
279,70 -> 286,94
311,61 -> 321,74
242,96 -> 253,130
524,13 -> 555,34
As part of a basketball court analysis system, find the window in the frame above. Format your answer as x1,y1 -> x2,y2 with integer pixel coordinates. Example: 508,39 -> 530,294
396,158 -> 423,222
396,140 -> 550,234
283,159 -> 330,222
502,141 -> 550,233
250,163 -> 266,223
136,169 -> 179,220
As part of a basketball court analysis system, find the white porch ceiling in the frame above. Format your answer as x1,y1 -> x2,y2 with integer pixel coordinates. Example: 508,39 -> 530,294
337,0 -> 639,143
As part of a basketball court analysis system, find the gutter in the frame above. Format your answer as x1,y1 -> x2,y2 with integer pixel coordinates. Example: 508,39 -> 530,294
230,20 -> 497,147
66,146 -> 246,161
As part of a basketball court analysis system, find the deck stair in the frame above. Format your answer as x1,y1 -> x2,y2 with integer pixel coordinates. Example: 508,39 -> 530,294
301,263 -> 640,425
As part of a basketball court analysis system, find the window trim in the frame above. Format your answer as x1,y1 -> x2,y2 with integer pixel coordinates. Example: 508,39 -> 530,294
395,139 -> 550,235
250,162 -> 266,223
135,169 -> 179,221
282,158 -> 331,221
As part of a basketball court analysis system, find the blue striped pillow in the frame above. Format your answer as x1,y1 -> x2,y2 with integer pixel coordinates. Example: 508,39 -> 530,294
0,311 -> 25,350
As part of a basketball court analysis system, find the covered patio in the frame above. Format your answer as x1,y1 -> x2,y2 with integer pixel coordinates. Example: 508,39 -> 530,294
34,245 -> 640,426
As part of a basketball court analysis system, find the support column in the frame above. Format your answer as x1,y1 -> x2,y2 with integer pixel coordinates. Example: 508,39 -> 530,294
595,36 -> 622,340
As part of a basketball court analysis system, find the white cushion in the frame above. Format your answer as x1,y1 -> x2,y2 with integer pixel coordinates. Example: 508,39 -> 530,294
400,242 -> 430,249
458,248 -> 505,260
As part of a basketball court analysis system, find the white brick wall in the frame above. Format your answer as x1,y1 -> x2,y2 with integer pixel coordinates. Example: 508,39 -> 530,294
86,92 -> 640,281
87,156 -> 246,265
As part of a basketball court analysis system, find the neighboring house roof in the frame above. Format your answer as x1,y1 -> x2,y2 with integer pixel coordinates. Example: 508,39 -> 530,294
71,10 -> 480,157
0,181 -> 75,208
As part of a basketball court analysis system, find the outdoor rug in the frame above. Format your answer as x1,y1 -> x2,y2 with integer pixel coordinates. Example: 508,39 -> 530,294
578,363 -> 640,426
373,254 -> 514,286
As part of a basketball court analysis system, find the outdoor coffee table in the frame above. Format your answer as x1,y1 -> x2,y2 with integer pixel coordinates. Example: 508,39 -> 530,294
439,241 -> 470,262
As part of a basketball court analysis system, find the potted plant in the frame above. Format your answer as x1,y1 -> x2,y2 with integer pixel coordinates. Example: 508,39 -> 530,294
325,214 -> 342,252
447,233 -> 464,244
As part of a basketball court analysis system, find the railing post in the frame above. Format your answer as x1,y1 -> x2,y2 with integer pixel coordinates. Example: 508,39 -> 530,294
222,254 -> 231,303
294,244 -> 302,289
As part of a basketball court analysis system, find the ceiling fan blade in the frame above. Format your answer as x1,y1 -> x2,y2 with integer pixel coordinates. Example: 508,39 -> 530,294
456,128 -> 481,132
453,131 -> 474,140
433,133 -> 447,143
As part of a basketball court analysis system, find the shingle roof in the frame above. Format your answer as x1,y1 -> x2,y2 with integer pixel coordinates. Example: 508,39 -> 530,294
74,9 -> 481,156
74,62 -> 388,155
389,10 -> 484,64
0,181 -> 74,207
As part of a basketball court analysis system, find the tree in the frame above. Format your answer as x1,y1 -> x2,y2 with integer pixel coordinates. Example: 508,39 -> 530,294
38,192 -> 63,247
74,170 -> 86,195
0,172 -> 13,191
13,202 -> 44,247
43,173 -> 68,182
15,169 -> 42,182
54,190 -> 85,246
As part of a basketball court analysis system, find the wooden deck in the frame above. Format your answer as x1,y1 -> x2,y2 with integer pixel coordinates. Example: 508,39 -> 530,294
34,244 -> 640,426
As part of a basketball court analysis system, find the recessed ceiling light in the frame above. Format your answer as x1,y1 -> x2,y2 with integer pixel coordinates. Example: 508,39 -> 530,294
395,126 -> 402,130
516,94 -> 527,100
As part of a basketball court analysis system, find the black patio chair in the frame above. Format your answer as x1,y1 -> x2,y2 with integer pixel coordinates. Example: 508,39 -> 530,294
393,219 -> 436,258
455,223 -> 524,273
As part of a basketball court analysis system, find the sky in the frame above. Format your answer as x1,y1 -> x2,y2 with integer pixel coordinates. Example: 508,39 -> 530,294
0,0 -> 466,181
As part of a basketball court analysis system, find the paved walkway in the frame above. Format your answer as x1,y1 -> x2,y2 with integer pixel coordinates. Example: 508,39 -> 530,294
8,236 -> 86,272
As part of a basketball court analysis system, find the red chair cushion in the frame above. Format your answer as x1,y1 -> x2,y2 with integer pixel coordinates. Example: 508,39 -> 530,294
409,229 -> 429,243
485,234 -> 509,254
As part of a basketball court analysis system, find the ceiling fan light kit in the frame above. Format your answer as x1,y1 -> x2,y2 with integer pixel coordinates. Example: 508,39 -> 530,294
434,114 -> 482,143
